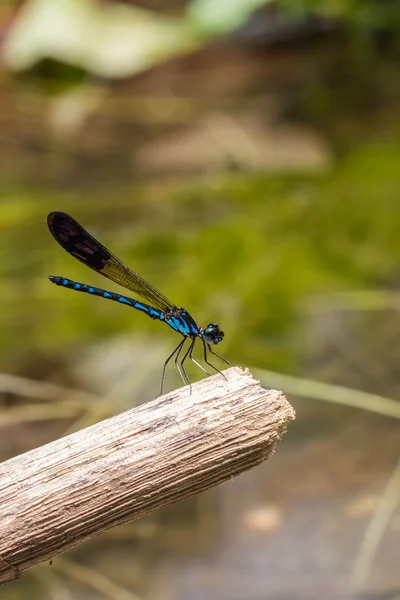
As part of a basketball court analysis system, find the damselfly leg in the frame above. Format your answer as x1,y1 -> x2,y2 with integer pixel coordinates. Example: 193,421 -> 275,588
174,338 -> 189,388
207,343 -> 231,366
180,339 -> 194,393
189,340 -> 211,376
202,340 -> 227,380
160,337 -> 186,396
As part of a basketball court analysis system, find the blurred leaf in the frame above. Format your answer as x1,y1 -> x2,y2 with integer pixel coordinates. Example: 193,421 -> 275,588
188,0 -> 275,36
4,0 -> 201,78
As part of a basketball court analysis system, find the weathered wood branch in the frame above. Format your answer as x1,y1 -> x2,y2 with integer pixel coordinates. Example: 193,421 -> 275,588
0,367 -> 295,584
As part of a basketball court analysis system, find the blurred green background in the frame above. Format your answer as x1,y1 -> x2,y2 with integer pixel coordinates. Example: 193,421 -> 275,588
0,0 -> 399,599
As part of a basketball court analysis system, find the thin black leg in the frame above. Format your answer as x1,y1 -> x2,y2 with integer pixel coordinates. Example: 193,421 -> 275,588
174,338 -> 189,388
202,340 -> 227,381
207,343 -> 231,365
160,337 -> 186,396
180,339 -> 194,393
189,339 -> 211,376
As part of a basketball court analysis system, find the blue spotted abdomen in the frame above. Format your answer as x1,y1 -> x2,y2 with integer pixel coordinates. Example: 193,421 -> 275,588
48,277 -> 201,338
48,276 -> 163,320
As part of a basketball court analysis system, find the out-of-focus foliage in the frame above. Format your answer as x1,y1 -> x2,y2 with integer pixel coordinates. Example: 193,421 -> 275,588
4,0 -> 399,80
3,0 -> 201,78
280,0 -> 400,27
1,141 -> 399,373
188,0 -> 275,35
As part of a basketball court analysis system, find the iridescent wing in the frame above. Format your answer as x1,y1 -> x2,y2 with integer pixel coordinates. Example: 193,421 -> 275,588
47,211 -> 176,312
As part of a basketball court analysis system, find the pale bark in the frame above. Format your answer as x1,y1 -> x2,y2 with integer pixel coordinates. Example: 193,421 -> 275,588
0,367 -> 295,584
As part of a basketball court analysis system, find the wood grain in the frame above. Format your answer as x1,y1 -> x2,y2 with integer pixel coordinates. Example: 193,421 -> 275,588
0,367 -> 295,583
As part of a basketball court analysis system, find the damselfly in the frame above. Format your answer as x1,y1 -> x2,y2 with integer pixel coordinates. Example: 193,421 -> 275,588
47,212 -> 229,394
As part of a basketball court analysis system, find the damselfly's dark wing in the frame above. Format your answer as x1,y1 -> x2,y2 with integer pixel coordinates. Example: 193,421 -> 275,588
47,211 -> 176,312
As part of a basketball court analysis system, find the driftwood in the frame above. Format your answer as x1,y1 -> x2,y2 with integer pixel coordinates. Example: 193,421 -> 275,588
0,367 -> 294,584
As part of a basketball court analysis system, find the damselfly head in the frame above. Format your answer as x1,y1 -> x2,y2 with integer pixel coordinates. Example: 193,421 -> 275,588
202,323 -> 224,345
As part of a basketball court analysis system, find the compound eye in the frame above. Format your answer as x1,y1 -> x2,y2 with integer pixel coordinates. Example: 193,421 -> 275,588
203,323 -> 224,344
